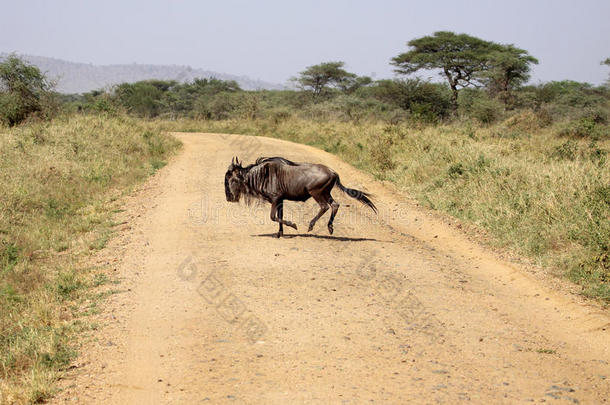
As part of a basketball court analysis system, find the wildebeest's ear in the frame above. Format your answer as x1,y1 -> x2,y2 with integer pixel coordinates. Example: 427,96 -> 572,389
231,157 -> 235,165
235,156 -> 241,166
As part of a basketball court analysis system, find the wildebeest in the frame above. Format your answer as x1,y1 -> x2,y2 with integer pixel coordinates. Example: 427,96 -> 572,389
224,156 -> 377,237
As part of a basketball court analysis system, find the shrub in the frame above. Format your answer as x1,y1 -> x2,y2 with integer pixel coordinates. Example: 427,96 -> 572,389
266,107 -> 292,124
580,106 -> 608,125
559,117 -> 607,140
114,81 -> 171,118
235,92 -> 261,120
517,81 -> 610,122
193,91 -> 238,119
503,110 -> 549,131
550,140 -> 578,160
0,55 -> 55,126
367,78 -> 452,121
409,102 -> 441,124
447,162 -> 465,178
459,89 -> 504,124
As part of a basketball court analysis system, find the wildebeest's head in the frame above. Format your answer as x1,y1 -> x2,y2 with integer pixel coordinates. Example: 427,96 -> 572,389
224,157 -> 246,202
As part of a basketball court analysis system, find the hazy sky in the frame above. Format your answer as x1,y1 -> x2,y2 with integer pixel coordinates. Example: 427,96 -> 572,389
2,0 -> 609,85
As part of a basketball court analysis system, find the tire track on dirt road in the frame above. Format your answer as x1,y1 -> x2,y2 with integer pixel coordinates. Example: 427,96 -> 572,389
52,132 -> 609,404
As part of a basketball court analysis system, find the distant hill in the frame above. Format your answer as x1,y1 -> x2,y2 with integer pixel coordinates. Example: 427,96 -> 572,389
0,53 -> 285,94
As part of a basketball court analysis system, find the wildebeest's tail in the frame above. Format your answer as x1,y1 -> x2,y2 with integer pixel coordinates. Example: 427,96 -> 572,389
335,177 -> 377,214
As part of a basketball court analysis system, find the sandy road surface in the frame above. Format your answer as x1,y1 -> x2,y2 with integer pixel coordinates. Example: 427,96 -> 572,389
52,132 -> 609,404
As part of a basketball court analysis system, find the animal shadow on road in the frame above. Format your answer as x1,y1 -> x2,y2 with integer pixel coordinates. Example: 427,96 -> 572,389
253,233 -> 384,242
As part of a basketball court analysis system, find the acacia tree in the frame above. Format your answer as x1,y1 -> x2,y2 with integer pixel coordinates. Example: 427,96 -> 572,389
391,32 -> 497,110
339,75 -> 373,94
603,58 -> 610,82
483,45 -> 538,105
296,61 -> 357,97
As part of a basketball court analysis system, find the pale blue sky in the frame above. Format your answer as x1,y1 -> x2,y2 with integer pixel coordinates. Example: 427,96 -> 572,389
2,0 -> 609,85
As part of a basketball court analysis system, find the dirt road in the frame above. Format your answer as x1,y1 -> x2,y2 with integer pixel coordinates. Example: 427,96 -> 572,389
53,132 -> 609,404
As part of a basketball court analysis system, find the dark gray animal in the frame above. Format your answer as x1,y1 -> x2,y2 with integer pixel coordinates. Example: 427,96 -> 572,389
224,156 -> 377,237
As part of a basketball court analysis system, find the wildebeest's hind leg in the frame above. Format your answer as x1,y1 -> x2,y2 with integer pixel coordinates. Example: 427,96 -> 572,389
270,199 -> 297,238
327,196 -> 340,235
307,192 -> 330,232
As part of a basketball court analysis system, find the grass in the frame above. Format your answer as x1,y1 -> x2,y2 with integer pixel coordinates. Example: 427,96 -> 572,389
535,348 -> 557,355
148,114 -> 609,303
0,113 -> 181,403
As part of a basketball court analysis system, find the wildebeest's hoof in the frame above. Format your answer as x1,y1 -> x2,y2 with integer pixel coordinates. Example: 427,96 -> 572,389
328,224 -> 334,235
308,223 -> 314,232
288,222 -> 297,230
276,232 -> 283,238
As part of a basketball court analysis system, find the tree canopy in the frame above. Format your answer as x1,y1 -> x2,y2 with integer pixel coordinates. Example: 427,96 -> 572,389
484,45 -> 538,104
295,62 -> 357,97
391,31 -> 537,109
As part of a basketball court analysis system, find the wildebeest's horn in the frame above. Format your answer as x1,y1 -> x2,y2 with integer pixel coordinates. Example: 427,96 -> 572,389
231,157 -> 235,165
236,157 -> 240,165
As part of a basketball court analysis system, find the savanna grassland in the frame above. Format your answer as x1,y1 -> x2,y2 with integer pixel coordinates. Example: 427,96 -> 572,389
0,115 -> 180,403
1,36 -> 609,402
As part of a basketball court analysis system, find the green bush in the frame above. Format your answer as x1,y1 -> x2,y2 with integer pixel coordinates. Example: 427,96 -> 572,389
550,140 -> 578,160
580,106 -> 608,125
367,78 -> 452,121
559,117 -> 607,140
0,55 -> 55,126
459,89 -> 504,124
61,74 -> 609,129
265,107 -> 292,124
0,92 -> 24,125
502,110 -> 551,131
193,91 -> 239,119
115,80 -> 171,118
235,92 -> 261,120
517,81 -> 610,122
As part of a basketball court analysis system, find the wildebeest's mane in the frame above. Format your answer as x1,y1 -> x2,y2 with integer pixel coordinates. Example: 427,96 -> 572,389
237,157 -> 298,205
239,160 -> 276,205
254,156 -> 298,166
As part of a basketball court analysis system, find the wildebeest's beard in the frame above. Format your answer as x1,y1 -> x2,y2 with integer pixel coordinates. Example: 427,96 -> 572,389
224,172 -> 234,201
224,171 -> 238,202
224,158 -> 266,206
224,165 -> 247,203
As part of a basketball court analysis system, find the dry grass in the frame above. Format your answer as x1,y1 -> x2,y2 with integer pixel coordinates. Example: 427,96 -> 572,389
0,114 -> 180,403
149,116 -> 609,302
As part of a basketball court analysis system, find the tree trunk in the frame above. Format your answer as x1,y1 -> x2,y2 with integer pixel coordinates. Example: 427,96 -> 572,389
450,86 -> 459,112
444,68 -> 459,113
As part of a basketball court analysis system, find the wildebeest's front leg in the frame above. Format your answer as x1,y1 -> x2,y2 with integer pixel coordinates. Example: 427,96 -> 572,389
277,201 -> 284,237
270,199 -> 297,238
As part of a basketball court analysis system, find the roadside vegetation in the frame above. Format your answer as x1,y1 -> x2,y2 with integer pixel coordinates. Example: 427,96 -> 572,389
0,56 -> 181,403
1,31 -> 609,402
